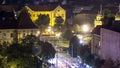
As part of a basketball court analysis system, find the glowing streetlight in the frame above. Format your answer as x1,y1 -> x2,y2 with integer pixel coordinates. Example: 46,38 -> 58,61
82,24 -> 89,33
55,33 -> 61,38
37,31 -> 40,34
47,26 -> 52,32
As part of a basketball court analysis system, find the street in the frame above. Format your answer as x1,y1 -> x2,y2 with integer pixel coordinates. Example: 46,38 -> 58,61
48,52 -> 79,68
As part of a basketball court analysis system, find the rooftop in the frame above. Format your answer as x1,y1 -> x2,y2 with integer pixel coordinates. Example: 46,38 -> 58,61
0,10 -> 38,29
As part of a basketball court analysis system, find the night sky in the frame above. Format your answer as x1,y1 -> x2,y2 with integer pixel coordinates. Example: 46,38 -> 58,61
0,0 -> 120,6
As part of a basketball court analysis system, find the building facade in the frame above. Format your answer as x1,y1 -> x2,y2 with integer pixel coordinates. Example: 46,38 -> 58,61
100,28 -> 120,61
25,5 -> 66,26
0,10 -> 39,44
0,5 -> 66,44
94,4 -> 120,27
91,26 -> 101,55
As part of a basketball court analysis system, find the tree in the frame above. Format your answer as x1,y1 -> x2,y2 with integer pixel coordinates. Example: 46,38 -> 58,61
54,16 -> 64,31
35,14 -> 50,33
4,35 -> 38,68
40,41 -> 56,60
72,24 -> 82,33
21,34 -> 37,46
62,29 -> 74,40
68,35 -> 79,57
36,14 -> 50,26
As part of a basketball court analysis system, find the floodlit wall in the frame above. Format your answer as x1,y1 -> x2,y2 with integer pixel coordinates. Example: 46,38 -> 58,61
100,28 -> 120,61
0,29 -> 39,44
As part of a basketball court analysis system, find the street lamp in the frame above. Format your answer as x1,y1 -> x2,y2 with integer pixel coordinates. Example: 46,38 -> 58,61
82,24 -> 90,33
47,26 -> 52,32
55,33 -> 61,68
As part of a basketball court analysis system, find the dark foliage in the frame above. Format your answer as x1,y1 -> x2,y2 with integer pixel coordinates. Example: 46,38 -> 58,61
62,29 -> 74,40
68,35 -> 79,57
21,34 -> 37,46
35,14 -> 50,26
54,16 -> 64,31
40,41 -> 56,60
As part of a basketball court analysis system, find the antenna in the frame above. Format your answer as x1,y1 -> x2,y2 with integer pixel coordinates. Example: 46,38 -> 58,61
100,4 -> 102,14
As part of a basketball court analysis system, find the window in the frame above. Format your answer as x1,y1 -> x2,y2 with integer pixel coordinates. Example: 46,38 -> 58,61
37,14 -> 39,17
23,33 -> 26,37
11,33 -> 13,37
62,14 -> 64,17
28,13 -> 31,17
7,31 -> 9,33
54,14 -> 56,18
33,14 -> 35,17
31,30 -> 33,34
2,33 -> 6,39
30,33 -> 33,35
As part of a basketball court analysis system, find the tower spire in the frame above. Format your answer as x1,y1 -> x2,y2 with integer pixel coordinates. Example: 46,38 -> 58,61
100,4 -> 102,14
118,4 -> 120,13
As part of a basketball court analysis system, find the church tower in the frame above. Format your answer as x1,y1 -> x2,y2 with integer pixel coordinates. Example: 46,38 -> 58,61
94,5 -> 103,27
115,4 -> 120,21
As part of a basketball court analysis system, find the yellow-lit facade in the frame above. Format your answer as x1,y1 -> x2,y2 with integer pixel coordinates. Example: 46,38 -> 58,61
0,29 -> 40,44
94,14 -> 120,27
115,14 -> 120,21
25,6 -> 66,26
0,5 -> 66,44
94,14 -> 103,27
94,4 -> 120,27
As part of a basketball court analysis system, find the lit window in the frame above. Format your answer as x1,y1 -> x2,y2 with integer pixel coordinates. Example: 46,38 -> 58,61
30,30 -> 34,35
37,15 -> 39,17
2,33 -> 6,39
99,41 -> 101,46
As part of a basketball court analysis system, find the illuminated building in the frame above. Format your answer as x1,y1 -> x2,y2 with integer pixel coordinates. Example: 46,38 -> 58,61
25,5 -> 66,26
115,4 -> 120,21
0,5 -> 66,44
94,4 -> 120,27
94,5 -> 103,27
0,10 -> 39,44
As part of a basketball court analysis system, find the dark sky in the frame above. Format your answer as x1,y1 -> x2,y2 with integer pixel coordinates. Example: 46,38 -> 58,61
0,0 -> 120,5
